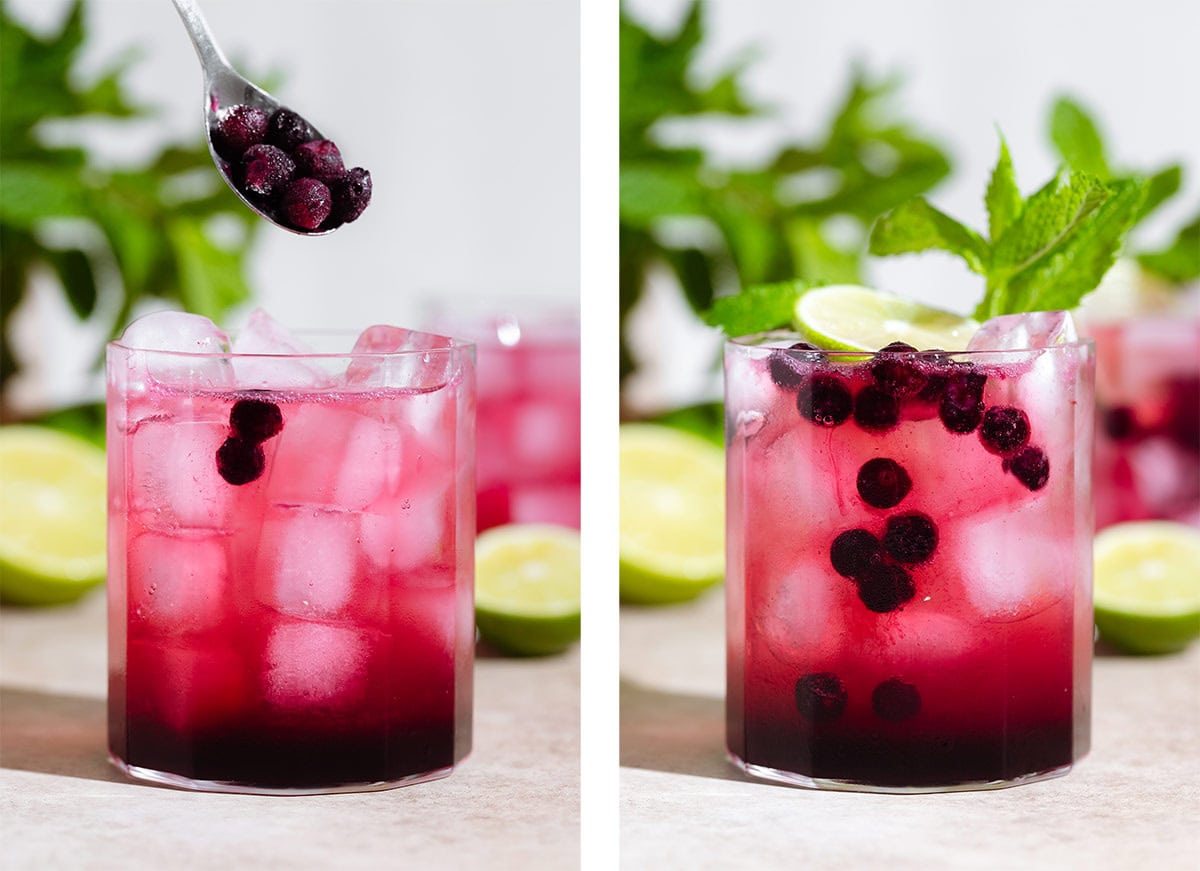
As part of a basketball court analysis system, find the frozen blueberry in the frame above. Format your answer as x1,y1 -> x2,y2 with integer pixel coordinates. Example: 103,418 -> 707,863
230,398 -> 283,443
830,528 -> 883,579
293,139 -> 346,181
979,405 -> 1031,456
938,369 -> 987,434
883,512 -> 938,564
854,385 -> 900,432
856,457 -> 912,509
1164,377 -> 1200,452
215,436 -> 265,485
211,104 -> 269,161
1102,406 -> 1139,442
1005,445 -> 1050,491
871,342 -> 926,398
794,672 -> 847,722
239,144 -> 295,198
281,178 -> 333,230
266,108 -> 316,151
328,167 -> 372,225
768,342 -> 822,390
872,678 -> 922,722
798,375 -> 852,427
855,563 -> 916,613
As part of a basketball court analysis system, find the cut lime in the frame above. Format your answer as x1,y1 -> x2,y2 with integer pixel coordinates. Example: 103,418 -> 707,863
0,426 -> 107,605
1093,521 -> 1200,655
475,524 -> 580,656
793,284 -> 979,352
620,424 -> 724,604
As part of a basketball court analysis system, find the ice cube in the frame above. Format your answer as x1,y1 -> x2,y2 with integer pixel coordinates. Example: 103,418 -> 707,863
938,508 -> 1072,622
344,325 -> 458,390
119,311 -> 234,388
262,622 -> 369,708
757,563 -> 838,666
128,532 -> 229,634
129,417 -> 233,528
360,482 -> 454,573
967,311 -> 1079,352
263,405 -> 400,509
256,506 -> 361,618
231,308 -> 331,389
510,400 -> 581,473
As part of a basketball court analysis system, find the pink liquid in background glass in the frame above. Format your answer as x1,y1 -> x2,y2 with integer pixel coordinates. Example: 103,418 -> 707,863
1088,317 -> 1200,529
444,313 -> 580,532
725,337 -> 1094,790
106,343 -> 474,792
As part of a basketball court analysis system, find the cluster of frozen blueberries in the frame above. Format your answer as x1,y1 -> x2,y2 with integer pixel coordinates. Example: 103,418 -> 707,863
768,339 -> 1055,725
212,104 -> 372,232
215,398 -> 284,485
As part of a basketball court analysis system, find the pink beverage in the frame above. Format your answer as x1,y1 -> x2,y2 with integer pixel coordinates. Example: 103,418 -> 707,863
430,308 -> 580,531
106,323 -> 474,793
725,335 -> 1094,791
1087,317 -> 1200,529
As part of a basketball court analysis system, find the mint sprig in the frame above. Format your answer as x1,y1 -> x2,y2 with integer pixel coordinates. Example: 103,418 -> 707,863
702,280 -> 812,336
869,137 -> 1148,319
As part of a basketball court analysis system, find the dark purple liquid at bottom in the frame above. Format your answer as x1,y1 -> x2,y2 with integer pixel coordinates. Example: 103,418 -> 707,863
113,719 -> 456,789
735,718 -> 1074,787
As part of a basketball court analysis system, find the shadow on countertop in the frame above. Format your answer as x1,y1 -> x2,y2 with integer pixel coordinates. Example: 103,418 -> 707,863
620,679 -> 781,786
0,686 -> 124,784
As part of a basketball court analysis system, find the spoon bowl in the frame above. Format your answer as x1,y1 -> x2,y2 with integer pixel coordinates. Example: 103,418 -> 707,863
170,0 -> 336,236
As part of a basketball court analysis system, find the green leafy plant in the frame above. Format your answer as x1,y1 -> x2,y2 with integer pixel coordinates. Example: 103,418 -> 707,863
0,0 -> 262,425
870,137 -> 1148,320
619,0 -> 951,384
1048,95 -> 1198,284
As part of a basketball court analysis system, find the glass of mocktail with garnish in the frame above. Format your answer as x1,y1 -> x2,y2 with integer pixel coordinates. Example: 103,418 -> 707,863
724,313 -> 1095,791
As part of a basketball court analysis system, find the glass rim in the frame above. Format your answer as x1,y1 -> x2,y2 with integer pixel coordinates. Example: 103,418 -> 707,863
725,330 -> 1095,356
107,328 -> 476,360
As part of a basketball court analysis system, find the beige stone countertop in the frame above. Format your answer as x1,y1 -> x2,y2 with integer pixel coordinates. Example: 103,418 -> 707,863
621,589 -> 1200,869
0,591 -> 579,870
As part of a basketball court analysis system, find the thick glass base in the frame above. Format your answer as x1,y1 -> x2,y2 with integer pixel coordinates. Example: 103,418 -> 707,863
727,751 -> 1073,795
109,753 -> 454,796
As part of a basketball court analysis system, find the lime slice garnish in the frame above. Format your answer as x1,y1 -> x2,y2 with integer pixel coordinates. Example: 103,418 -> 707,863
619,424 -> 724,604
1093,521 -> 1200,655
793,284 -> 979,351
475,524 -> 580,656
0,426 -> 107,605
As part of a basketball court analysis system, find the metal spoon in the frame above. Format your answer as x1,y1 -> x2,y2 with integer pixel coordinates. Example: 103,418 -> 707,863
169,0 -> 335,236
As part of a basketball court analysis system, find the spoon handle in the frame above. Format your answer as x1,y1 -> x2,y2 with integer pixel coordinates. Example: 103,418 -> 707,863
169,0 -> 231,72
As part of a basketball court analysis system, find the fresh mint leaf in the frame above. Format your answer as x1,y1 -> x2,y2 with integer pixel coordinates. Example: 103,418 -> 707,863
996,177 -> 1147,316
990,170 -> 1110,279
984,137 -> 1022,242
1138,212 -> 1200,283
874,136 -> 1149,319
1049,97 -> 1110,179
702,281 -> 810,337
1136,164 -> 1182,223
868,198 -> 988,274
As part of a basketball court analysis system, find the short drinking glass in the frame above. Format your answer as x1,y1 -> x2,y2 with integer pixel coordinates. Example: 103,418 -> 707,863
106,330 -> 475,794
724,334 -> 1094,792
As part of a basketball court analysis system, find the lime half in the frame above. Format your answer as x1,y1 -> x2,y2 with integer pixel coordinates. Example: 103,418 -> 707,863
620,424 -> 724,604
475,524 -> 581,656
0,426 -> 107,605
1093,521 -> 1200,655
793,284 -> 979,351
